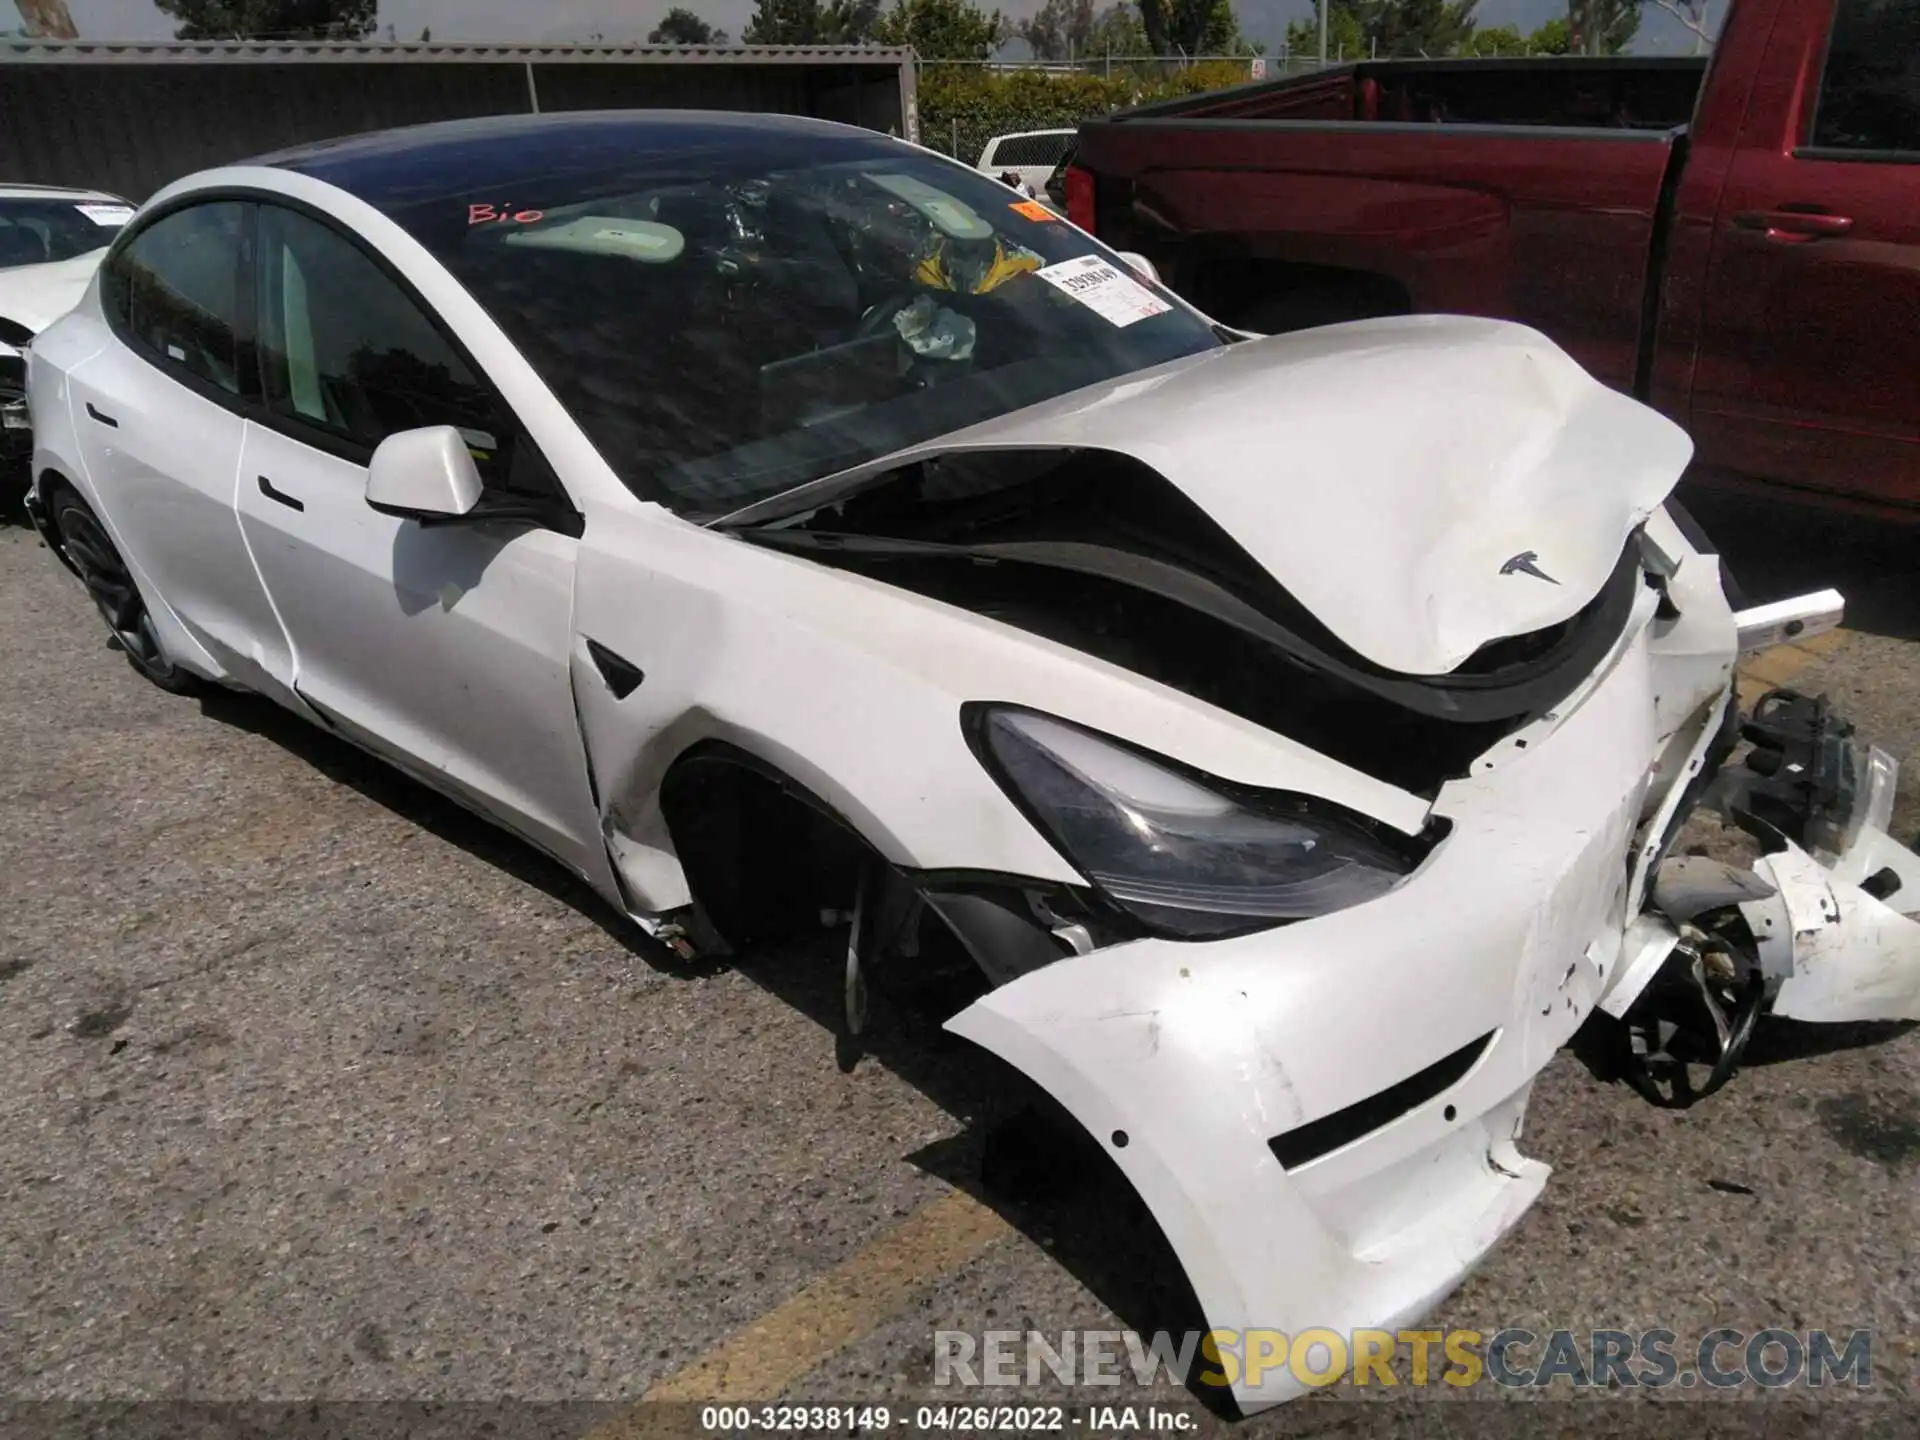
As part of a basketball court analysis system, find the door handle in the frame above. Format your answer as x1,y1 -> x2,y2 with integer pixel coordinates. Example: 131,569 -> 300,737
1733,208 -> 1854,243
257,474 -> 305,512
84,401 -> 119,428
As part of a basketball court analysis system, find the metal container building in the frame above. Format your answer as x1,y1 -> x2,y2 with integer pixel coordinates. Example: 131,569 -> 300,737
0,40 -> 919,200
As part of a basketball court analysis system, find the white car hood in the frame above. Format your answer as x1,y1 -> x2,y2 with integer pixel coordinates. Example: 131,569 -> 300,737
747,315 -> 1694,677
0,248 -> 110,353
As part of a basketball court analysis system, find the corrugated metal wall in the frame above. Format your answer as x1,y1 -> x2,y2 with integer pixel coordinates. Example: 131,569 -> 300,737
0,59 -> 909,201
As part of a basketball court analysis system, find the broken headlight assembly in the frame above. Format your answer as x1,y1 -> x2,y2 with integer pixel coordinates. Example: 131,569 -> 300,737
965,705 -> 1441,940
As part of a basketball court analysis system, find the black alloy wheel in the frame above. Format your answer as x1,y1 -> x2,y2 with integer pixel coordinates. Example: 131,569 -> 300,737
51,488 -> 198,693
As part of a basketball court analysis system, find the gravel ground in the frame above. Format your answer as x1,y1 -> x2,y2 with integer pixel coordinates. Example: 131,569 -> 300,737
1,493 -> 1916,1436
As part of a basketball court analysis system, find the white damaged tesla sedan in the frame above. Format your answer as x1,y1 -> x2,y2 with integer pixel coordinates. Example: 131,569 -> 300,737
24,112 -> 1920,1411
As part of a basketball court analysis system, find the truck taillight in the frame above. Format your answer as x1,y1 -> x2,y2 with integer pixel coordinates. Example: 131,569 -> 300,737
1064,164 -> 1096,232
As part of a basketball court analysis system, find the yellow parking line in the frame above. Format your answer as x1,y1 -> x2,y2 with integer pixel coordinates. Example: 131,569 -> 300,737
1737,628 -> 1852,708
591,1188 -> 1012,1433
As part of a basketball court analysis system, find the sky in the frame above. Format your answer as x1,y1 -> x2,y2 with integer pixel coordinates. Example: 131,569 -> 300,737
24,0 -> 1727,57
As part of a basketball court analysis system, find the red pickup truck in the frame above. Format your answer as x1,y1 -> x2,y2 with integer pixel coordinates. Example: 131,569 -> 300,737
1064,0 -> 1919,516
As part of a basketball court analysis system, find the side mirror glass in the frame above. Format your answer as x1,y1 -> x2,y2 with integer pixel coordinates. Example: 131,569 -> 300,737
1116,251 -> 1161,285
365,425 -> 484,520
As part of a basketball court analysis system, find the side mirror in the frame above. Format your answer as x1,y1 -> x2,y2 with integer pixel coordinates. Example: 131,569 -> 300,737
365,425 -> 484,521
1116,251 -> 1161,285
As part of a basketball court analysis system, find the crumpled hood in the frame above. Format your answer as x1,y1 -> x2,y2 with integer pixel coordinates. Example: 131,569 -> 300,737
757,315 -> 1694,677
0,248 -> 109,355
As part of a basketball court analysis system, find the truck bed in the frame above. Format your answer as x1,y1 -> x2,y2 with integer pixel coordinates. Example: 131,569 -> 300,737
1127,56 -> 1707,130
1074,58 -> 1709,392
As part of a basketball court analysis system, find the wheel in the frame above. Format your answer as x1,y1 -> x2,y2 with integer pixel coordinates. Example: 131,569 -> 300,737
51,488 -> 200,694
1614,919 -> 1767,1109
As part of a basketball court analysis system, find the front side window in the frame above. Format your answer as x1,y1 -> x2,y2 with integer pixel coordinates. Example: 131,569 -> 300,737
0,196 -> 132,269
1811,0 -> 1920,154
109,201 -> 247,395
254,204 -> 506,470
381,137 -> 1220,517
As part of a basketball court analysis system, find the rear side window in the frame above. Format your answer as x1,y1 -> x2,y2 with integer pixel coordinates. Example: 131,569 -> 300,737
254,204 -> 502,462
107,201 -> 248,394
1812,0 -> 1920,154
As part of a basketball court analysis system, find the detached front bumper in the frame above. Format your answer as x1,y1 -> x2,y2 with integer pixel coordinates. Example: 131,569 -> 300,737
946,571 -> 1920,1413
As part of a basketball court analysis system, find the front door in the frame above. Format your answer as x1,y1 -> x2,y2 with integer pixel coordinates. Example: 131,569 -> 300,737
1689,0 -> 1920,508
232,200 -> 603,879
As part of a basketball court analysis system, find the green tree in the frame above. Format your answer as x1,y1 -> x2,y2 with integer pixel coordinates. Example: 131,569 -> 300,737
650,6 -> 730,42
743,0 -> 880,42
1198,0 -> 1262,53
1086,1 -> 1149,54
1018,0 -> 1094,59
872,0 -> 1007,59
1284,0 -> 1478,59
920,58 -> 1254,157
1284,3 -> 1364,58
1460,22 -> 1525,52
1566,0 -> 1639,53
1526,16 -> 1574,50
153,0 -> 375,38
1138,0 -> 1223,54
823,0 -> 883,40
1131,0 -> 1261,55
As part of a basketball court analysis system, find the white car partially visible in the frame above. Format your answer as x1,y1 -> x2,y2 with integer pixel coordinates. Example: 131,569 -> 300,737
0,184 -> 135,495
976,128 -> 1076,199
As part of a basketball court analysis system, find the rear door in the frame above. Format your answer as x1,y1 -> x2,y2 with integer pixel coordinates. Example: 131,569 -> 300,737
64,199 -> 295,695
1688,0 -> 1920,507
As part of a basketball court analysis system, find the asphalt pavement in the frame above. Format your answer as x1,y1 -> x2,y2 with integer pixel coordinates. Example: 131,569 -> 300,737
0,490 -> 1915,1438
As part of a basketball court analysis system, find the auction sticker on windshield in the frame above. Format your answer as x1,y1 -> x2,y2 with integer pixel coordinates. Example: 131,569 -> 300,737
75,203 -> 135,227
1037,254 -> 1172,327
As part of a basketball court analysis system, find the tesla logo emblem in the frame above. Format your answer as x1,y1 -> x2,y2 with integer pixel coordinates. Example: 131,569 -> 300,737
1500,550 -> 1559,584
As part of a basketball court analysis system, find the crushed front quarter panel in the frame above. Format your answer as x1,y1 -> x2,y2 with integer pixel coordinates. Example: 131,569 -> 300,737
946,599 -> 1679,1413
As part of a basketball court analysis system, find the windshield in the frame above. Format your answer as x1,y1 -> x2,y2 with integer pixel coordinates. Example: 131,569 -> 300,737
394,140 -> 1220,516
0,196 -> 132,269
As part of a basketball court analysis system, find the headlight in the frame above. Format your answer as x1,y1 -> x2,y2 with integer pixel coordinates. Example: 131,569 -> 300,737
968,706 -> 1435,940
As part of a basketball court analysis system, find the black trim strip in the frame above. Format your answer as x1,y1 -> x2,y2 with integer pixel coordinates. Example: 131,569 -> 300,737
1110,118 -> 1687,143
1267,1030 -> 1495,1170
1791,146 -> 1920,166
84,401 -> 119,428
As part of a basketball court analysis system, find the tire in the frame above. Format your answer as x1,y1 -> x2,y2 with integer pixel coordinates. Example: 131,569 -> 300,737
50,487 -> 201,694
